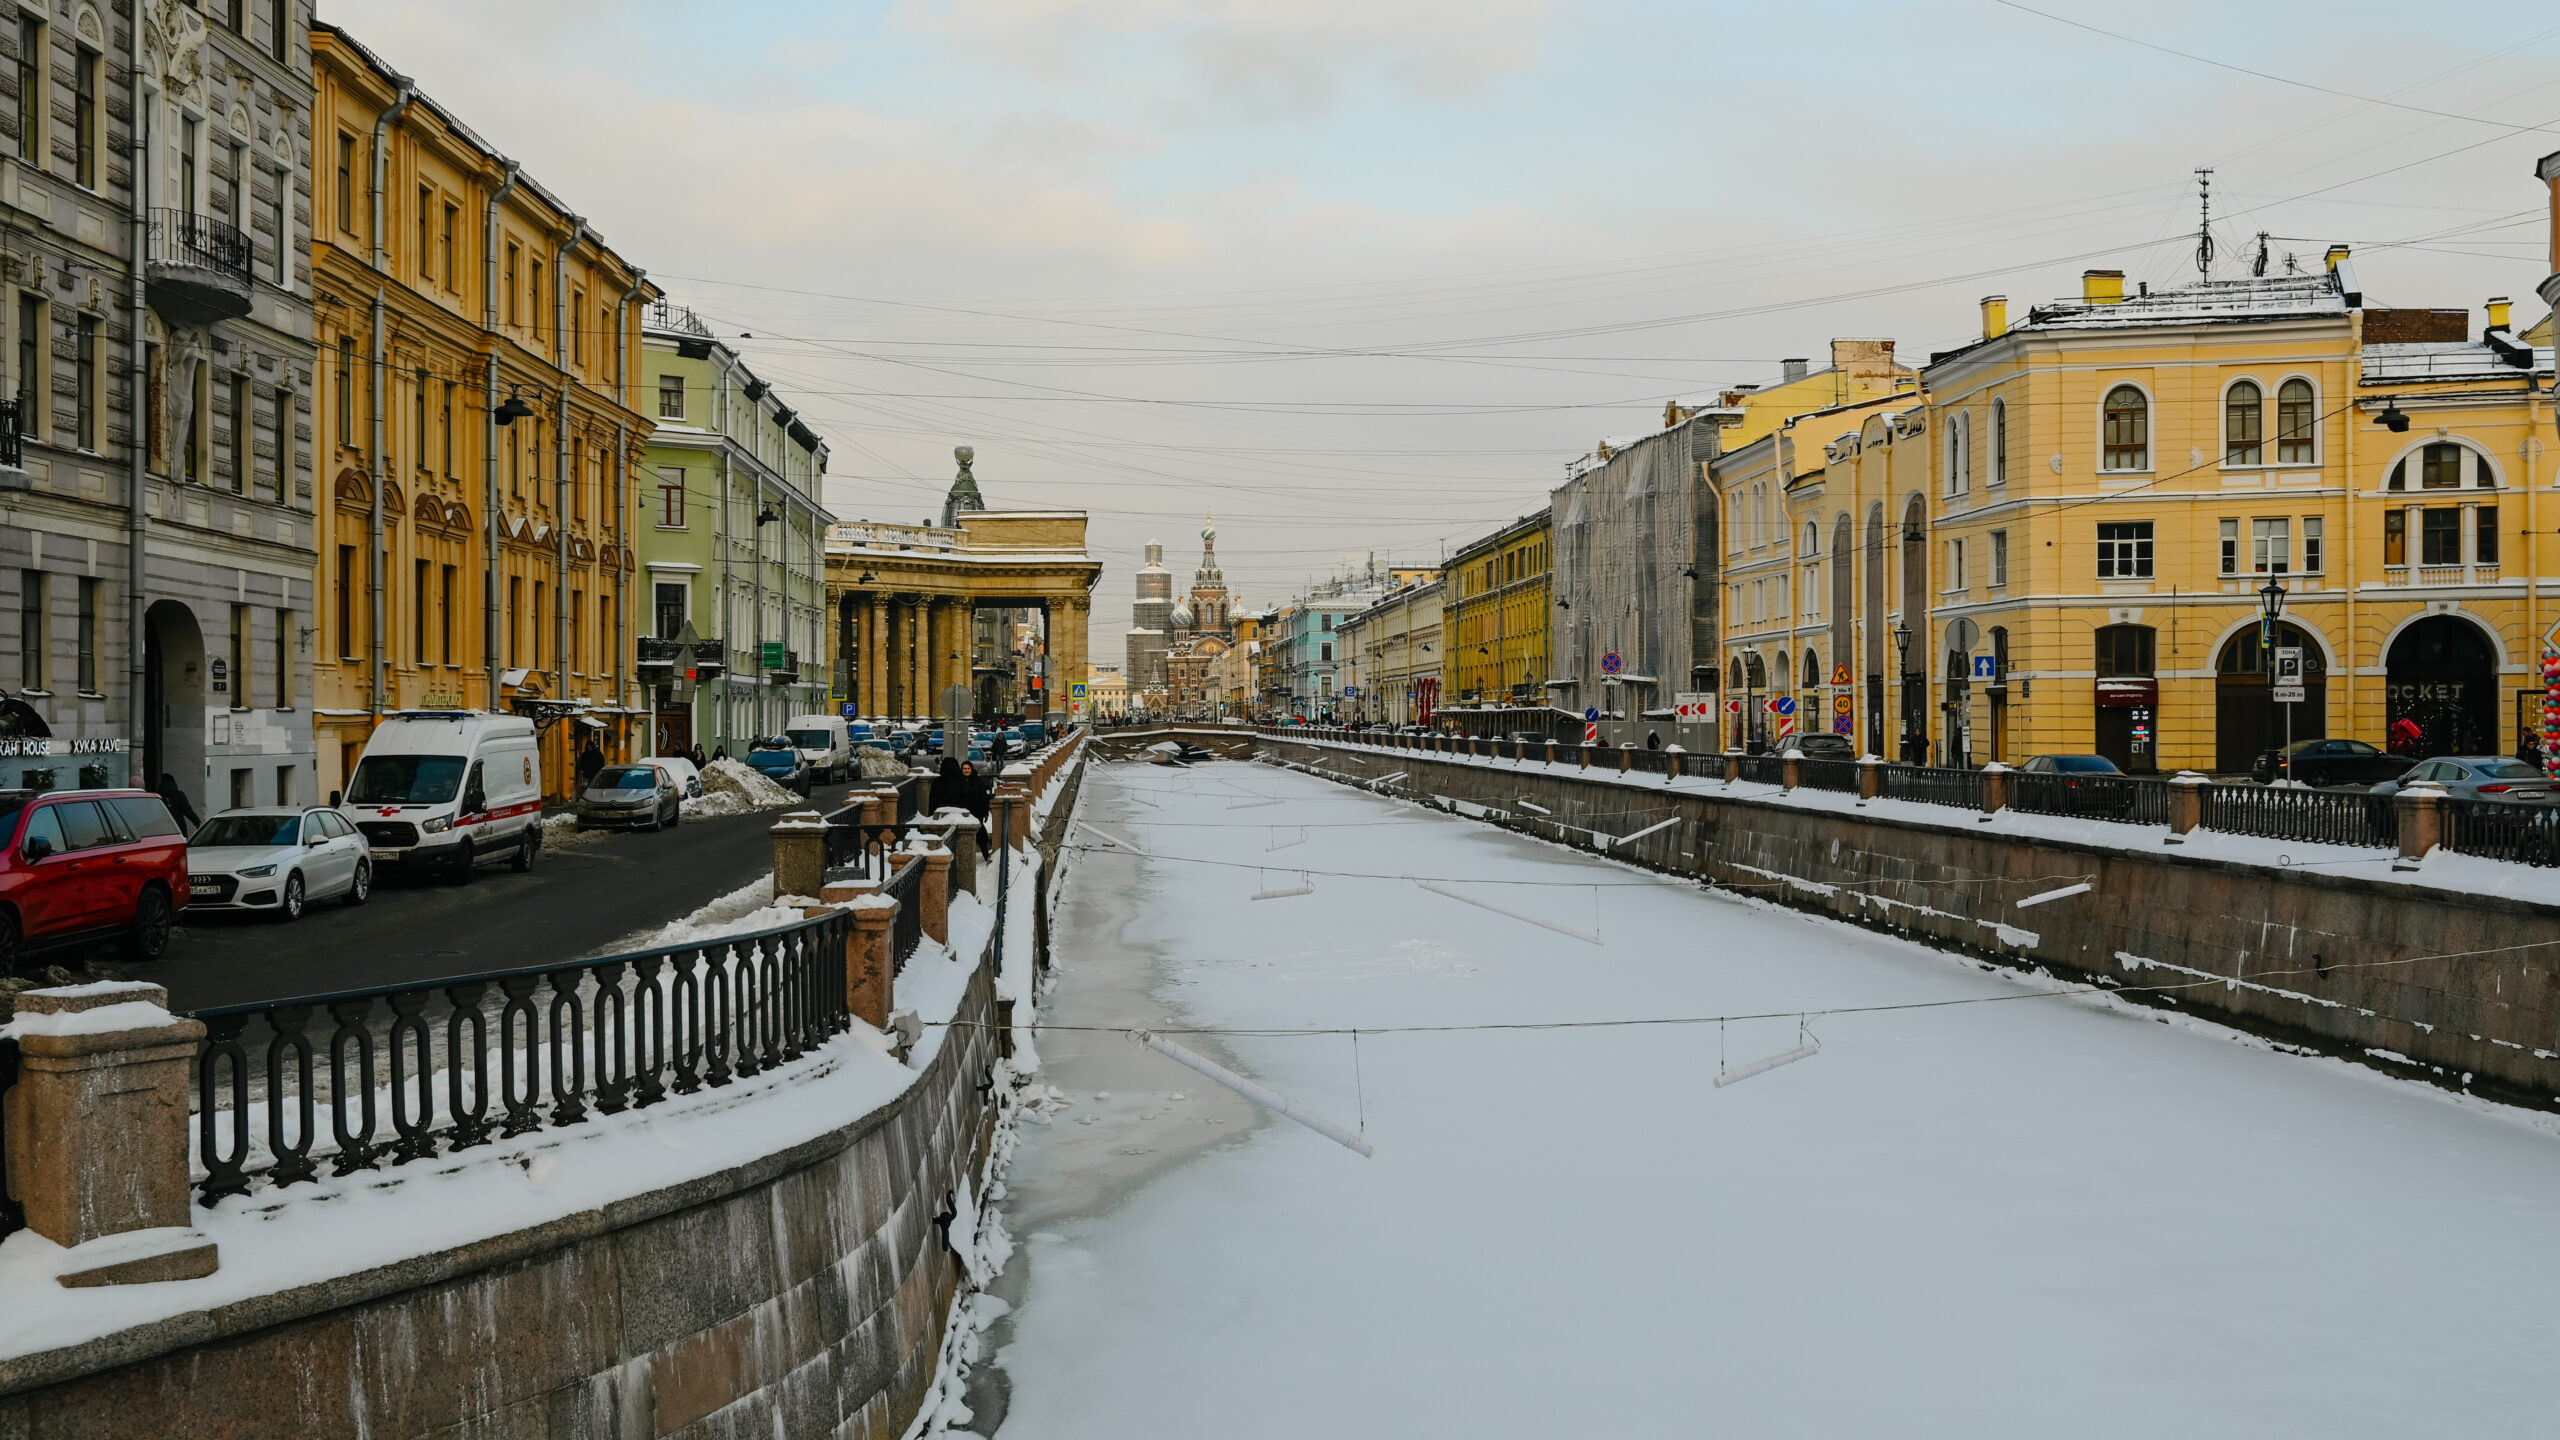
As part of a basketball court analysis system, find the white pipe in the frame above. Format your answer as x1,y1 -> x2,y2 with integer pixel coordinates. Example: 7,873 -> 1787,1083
1411,878 -> 1602,946
1609,815 -> 1681,850
1249,883 -> 1314,901
1714,1035 -> 1821,1088
1369,771 -> 1407,786
1140,1033 -> 1374,1158
2015,881 -> 2092,909
1077,822 -> 1144,854
1516,799 -> 1551,815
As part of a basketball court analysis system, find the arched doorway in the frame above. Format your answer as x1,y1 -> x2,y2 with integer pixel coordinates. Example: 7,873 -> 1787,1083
1862,503 -> 1886,756
2386,615 -> 2496,758
2094,623 -> 2158,773
2215,623 -> 2328,773
143,600 -> 207,818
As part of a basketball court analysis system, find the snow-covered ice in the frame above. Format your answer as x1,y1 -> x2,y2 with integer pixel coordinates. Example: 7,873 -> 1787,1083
988,758 -> 2560,1438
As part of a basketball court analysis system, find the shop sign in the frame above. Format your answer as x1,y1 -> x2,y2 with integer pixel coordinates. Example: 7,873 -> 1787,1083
0,737 -> 129,757
209,658 -> 229,693
2096,678 -> 2158,708
2388,681 -> 2467,703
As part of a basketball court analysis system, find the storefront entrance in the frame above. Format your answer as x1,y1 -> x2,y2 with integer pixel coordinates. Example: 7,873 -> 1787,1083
2386,615 -> 2497,759
2093,624 -> 2157,773
2216,623 -> 2327,774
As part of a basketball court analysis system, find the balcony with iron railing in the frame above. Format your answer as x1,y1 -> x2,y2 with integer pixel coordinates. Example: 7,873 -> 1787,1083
145,208 -> 254,324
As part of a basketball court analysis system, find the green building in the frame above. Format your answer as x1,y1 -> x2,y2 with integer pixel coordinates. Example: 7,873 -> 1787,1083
634,302 -> 835,757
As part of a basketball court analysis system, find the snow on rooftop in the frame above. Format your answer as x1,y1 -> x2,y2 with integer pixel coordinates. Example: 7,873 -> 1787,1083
2022,273 -> 2348,330
2361,340 -> 2555,384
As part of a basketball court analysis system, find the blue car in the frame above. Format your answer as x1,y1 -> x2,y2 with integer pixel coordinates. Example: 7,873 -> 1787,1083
746,739 -> 811,796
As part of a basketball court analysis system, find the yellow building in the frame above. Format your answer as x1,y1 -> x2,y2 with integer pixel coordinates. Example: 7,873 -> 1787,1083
1085,662 -> 1126,720
1443,508 -> 1551,730
310,24 -> 657,799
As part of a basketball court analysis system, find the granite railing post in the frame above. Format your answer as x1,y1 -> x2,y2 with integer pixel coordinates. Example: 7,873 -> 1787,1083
1666,747 -> 1683,781
2395,782 -> 2446,870
1978,761 -> 2010,821
4,982 -> 218,1286
848,898 -> 896,1027
1782,750 -> 1801,791
1545,739 -> 1558,766
918,846 -> 953,944
1618,744 -> 1631,774
2164,770 -> 2206,844
771,811 -> 829,898
1724,748 -> 1743,783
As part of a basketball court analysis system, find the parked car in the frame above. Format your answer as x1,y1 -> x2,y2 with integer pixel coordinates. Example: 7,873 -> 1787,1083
636,754 -> 704,799
2016,753 -> 2139,818
2251,738 -> 2418,788
746,737 -> 812,796
2368,756 -> 2560,803
1793,733 -> 1855,760
0,789 -> 189,965
574,764 -> 684,831
343,710 -> 544,883
188,807 -> 373,920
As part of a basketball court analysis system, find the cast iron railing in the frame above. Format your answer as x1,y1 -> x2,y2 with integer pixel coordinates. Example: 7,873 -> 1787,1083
0,1035 -> 20,1240
185,908 -> 855,1208
885,856 -> 924,972
2440,797 -> 2560,866
2008,770 -> 2157,822
147,208 -> 254,285
1735,753 -> 1787,786
2198,783 -> 2389,848
1625,748 -> 1673,776
1796,758 -> 1861,794
1886,764 -> 1985,810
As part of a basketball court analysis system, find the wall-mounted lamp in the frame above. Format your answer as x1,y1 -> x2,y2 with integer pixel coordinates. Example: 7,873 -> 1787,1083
493,387 -> 536,426
2372,401 -> 2411,433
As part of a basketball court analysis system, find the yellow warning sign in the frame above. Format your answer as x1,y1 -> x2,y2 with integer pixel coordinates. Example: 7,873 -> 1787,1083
1830,663 -> 1851,686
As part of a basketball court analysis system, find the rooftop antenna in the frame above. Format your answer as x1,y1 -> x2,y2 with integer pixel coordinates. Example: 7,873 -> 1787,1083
2252,230 -> 2271,278
2194,167 -> 2216,281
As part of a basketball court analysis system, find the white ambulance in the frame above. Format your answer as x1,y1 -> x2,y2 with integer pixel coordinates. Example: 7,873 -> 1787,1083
340,711 -> 545,882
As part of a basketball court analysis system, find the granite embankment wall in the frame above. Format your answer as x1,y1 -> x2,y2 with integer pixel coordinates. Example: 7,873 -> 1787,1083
0,741 -> 1092,1440
1255,733 -> 2560,1108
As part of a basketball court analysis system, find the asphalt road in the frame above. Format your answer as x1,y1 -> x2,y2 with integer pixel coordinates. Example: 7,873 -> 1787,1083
85,779 -> 857,1013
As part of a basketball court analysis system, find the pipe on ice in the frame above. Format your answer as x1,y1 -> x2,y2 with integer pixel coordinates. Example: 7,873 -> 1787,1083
1140,1033 -> 1375,1158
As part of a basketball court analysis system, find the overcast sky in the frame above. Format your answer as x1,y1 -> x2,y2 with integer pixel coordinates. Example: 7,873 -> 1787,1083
324,0 -> 2560,610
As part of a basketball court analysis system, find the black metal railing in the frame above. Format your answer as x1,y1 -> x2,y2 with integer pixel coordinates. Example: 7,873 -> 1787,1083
1735,753 -> 1787,786
2007,770 -> 2160,823
186,909 -> 854,1208
2441,797 -> 2560,866
1625,748 -> 1673,776
1797,757 -> 1861,794
0,1035 -> 20,1241
2198,783 -> 2389,847
0,396 -> 21,470
147,208 -> 254,285
1886,765 -> 1985,810
885,857 -> 924,972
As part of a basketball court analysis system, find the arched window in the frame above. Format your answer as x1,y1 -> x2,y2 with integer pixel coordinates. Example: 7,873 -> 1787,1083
1804,648 -> 1822,688
2387,441 -> 2495,491
1946,414 -> 1969,497
1990,397 -> 2008,486
2276,379 -> 2314,463
1803,520 -> 1820,556
1743,652 -> 1766,688
2224,380 -> 2262,465
2102,385 -> 2148,471
1729,657 -> 1744,691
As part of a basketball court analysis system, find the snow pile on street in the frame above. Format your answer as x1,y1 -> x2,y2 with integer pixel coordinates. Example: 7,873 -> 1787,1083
987,760 -> 2560,1437
854,745 -> 909,780
685,756 -> 799,815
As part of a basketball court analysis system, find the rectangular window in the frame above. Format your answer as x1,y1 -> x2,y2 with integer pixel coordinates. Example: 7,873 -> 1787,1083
180,116 -> 198,219
1946,536 -> 1967,590
571,288 -> 585,366
17,292 -> 41,439
658,374 -> 683,419
2219,517 -> 2239,576
570,588 -> 582,673
2095,521 -> 2153,579
570,436 -> 585,520
439,564 -> 455,665
440,202 -> 458,289
73,314 -> 95,450
1991,530 -> 2009,588
272,387 -> 293,499
16,19 -> 41,166
334,335 -> 354,447
2384,508 -> 2406,566
18,570 -> 41,690
230,603 -> 250,709
335,546 -> 359,659
1320,642 -> 1332,664
531,581 -> 544,668
229,375 -> 249,492
504,244 -> 519,327
273,606 -> 291,707
334,132 -> 354,232
2421,443 -> 2463,490
74,576 -> 94,692
72,48 -> 94,189
655,581 -> 685,639
272,167 -> 290,286
412,558 -> 428,662
228,141 -> 248,244
2302,516 -> 2323,574
2251,517 -> 2290,575
508,576 -> 521,665
440,381 -> 454,474
272,0 -> 289,62
410,367 -> 427,472
528,259 -> 543,342
2420,507 -> 2461,566
415,185 -> 431,278
2477,505 -> 2499,566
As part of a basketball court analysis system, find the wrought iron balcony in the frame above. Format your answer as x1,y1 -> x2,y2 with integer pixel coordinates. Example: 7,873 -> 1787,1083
146,209 -> 254,323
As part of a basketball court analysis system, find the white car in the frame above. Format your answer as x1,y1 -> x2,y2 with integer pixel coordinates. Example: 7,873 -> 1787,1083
186,807 -> 373,921
637,754 -> 704,798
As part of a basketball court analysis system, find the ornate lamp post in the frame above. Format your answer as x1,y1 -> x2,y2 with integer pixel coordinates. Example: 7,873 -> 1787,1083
1893,621 -> 1914,763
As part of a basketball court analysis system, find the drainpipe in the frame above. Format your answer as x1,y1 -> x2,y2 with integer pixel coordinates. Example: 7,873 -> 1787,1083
614,269 -> 644,743
551,217 -> 587,711
366,80 -> 415,717
482,159 -> 519,712
124,16 -> 147,769
717,365 -> 733,748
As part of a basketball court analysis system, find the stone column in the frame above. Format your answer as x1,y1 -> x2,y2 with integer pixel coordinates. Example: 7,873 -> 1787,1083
1857,754 -> 1883,802
847,899 -> 894,1028
919,845 -> 952,945
2394,782 -> 2445,870
1782,752 -> 1801,790
993,785 -> 1030,851
864,596 -> 887,718
4,982 -> 219,1286
1978,761 -> 2009,821
1050,595 -> 1089,728
2164,770 -> 2206,843
770,811 -> 828,898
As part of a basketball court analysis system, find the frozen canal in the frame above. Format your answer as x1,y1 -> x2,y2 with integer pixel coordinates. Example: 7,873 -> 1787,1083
982,758 -> 2560,1437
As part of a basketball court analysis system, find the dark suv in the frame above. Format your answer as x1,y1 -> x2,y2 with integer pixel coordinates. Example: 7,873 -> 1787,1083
0,788 -> 190,967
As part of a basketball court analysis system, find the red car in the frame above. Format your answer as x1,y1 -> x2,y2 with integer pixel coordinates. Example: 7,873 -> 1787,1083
0,788 -> 189,967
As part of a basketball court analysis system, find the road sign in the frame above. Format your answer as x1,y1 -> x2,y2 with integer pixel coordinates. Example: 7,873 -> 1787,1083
1343,685 -> 1361,699
1601,652 -> 1622,675
1725,698 -> 1742,716
1832,713 -> 1855,736
1583,721 -> 1600,745
1831,662 -> 1851,686
940,682 -> 974,725
761,641 -> 786,668
1774,696 -> 1797,717
1070,681 -> 1088,699
2272,646 -> 2306,704
1833,694 -> 1853,715
1674,691 -> 1713,722
1971,654 -> 1997,679
1777,715 -> 1797,739
1584,707 -> 1601,722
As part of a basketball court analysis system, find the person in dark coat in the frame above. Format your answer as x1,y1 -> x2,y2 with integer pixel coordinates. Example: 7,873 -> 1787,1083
577,739 -> 605,788
688,742 -> 706,770
937,755 -> 965,814
156,772 -> 201,832
958,759 -> 993,854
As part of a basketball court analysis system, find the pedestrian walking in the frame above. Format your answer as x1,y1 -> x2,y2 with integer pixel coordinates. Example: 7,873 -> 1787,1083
156,772 -> 202,832
1645,730 -> 1662,750
958,758 -> 993,854
577,738 -> 605,788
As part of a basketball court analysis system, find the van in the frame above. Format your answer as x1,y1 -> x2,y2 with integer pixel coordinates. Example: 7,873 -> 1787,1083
785,713 -> 853,783
341,711 -> 544,883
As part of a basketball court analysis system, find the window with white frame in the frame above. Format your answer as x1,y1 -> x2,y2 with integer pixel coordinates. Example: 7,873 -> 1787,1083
2219,518 -> 2240,576
1946,414 -> 1969,498
1945,536 -> 1968,592
1990,397 -> 2007,486
2096,521 -> 2153,579
2101,386 -> 2149,471
2252,517 -> 2290,575
2301,516 -> 2323,573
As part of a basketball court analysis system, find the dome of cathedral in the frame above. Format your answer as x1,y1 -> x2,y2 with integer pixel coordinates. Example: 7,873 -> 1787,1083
1170,601 -> 1196,628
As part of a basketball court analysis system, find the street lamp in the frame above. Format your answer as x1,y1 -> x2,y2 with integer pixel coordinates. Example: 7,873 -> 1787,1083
2261,575 -> 2292,780
1892,621 -> 1914,763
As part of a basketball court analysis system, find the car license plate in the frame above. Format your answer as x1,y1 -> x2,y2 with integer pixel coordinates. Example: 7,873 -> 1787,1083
190,881 -> 220,897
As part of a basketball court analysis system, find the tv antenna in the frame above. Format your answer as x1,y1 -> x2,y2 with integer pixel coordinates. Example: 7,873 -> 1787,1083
2194,168 -> 2216,280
